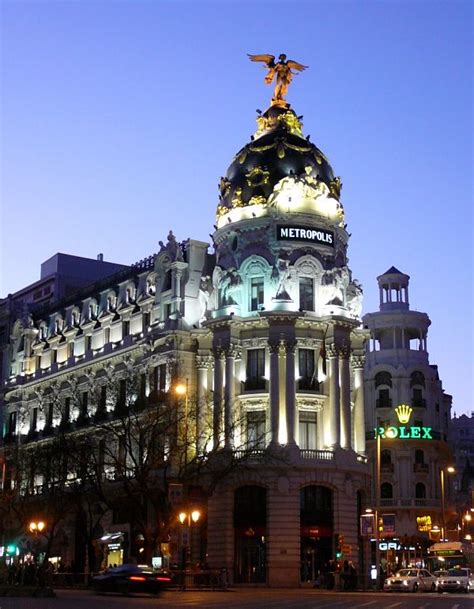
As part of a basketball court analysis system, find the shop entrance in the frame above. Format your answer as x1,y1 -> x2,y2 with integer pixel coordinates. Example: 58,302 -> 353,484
234,485 -> 266,583
300,485 -> 333,583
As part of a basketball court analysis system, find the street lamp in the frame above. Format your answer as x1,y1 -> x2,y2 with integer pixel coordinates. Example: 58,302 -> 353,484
28,520 -> 46,564
178,509 -> 201,589
440,466 -> 455,541
175,380 -> 189,470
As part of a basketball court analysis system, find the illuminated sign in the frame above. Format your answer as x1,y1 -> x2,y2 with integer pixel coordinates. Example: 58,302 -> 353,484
395,404 -> 413,424
417,515 -> 432,532
277,225 -> 334,246
374,426 -> 433,440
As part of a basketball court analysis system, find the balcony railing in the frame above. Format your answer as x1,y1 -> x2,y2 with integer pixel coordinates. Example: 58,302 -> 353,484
376,397 -> 392,408
379,498 -> 440,508
413,462 -> 429,473
300,449 -> 334,461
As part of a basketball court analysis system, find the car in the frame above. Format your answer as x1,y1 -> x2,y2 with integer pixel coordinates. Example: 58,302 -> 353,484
91,564 -> 173,595
383,568 -> 437,593
436,567 -> 474,593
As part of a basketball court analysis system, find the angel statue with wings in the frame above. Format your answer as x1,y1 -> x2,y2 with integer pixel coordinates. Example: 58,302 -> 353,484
248,53 -> 308,105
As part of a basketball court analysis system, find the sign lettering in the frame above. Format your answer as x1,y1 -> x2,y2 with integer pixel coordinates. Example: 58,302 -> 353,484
374,426 -> 433,440
277,225 -> 334,246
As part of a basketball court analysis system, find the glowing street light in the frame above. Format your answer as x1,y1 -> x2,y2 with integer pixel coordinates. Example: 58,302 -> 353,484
440,466 -> 455,541
178,509 -> 201,589
175,380 -> 189,469
29,520 -> 45,534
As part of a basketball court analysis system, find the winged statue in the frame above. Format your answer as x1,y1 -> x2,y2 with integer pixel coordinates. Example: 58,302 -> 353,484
248,53 -> 308,105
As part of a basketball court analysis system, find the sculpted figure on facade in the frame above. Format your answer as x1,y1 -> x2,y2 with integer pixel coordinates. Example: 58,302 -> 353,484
346,279 -> 363,319
158,230 -> 184,262
321,267 -> 349,305
273,258 -> 292,300
248,53 -> 308,105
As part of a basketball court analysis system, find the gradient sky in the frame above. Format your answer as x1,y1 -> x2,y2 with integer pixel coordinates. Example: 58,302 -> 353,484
1,1 -> 472,413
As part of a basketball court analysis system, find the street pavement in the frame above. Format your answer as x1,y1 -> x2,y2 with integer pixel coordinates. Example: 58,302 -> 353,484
1,589 -> 474,609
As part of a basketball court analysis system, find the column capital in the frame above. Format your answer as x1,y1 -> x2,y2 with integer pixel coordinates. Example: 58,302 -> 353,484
284,339 -> 297,354
351,354 -> 366,369
268,339 -> 281,355
196,354 -> 213,369
212,346 -> 225,359
337,345 -> 351,359
224,344 -> 242,360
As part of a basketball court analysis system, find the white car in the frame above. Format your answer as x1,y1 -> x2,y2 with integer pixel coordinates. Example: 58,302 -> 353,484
437,567 -> 474,593
384,568 -> 437,593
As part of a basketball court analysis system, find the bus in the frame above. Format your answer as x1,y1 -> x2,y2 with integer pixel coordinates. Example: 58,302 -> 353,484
426,542 -> 474,573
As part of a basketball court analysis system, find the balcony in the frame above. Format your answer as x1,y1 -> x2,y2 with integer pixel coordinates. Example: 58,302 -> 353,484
300,449 -> 334,461
243,378 -> 266,392
413,462 -> 429,473
379,497 -> 441,508
376,397 -> 392,408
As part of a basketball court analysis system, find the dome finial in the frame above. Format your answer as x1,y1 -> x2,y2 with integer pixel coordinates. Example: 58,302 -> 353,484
248,53 -> 308,107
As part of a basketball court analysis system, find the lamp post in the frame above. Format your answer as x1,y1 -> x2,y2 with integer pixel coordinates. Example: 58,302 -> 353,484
375,430 -> 381,589
440,466 -> 455,541
175,380 -> 189,470
178,509 -> 200,590
28,520 -> 45,564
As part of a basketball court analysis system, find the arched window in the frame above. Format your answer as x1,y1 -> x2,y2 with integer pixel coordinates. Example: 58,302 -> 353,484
410,371 -> 426,407
381,450 -> 392,466
375,371 -> 392,408
381,482 -> 393,499
415,449 -> 424,464
415,483 -> 426,499
300,485 -> 333,526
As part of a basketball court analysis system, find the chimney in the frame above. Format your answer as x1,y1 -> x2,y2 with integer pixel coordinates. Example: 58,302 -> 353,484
97,253 -> 104,262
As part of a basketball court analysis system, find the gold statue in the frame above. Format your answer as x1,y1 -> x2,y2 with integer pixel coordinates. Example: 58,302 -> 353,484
248,53 -> 308,106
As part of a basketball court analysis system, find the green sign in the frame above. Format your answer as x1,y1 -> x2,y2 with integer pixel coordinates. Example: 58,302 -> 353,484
374,425 -> 433,440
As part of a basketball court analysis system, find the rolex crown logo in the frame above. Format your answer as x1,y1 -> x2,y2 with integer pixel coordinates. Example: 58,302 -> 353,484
395,404 -> 413,425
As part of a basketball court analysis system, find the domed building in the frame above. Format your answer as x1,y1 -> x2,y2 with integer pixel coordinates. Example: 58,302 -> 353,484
0,62 -> 370,587
202,96 -> 370,585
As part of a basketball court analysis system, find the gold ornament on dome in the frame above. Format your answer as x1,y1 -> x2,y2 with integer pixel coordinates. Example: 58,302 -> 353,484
248,53 -> 308,107
248,195 -> 267,206
216,205 -> 228,219
328,176 -> 343,200
219,176 -> 231,198
245,167 -> 270,187
231,187 -> 244,207
237,149 -> 248,164
254,111 -> 304,138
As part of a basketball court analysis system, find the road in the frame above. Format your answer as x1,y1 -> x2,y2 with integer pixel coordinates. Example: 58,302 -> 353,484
0,589 -> 473,609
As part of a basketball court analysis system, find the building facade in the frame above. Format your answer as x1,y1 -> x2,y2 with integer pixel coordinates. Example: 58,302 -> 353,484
0,85 -> 373,586
363,268 -> 453,565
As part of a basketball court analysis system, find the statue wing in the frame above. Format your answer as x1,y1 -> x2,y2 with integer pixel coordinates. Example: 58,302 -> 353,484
248,54 -> 276,68
287,60 -> 308,72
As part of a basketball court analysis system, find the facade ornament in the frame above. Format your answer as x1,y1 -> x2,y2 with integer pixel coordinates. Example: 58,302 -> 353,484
158,230 -> 184,262
284,339 -> 297,354
273,258 -> 292,300
196,354 -> 213,369
224,344 -> 242,360
248,53 -> 308,107
268,338 -> 281,354
328,176 -> 342,200
346,279 -> 363,319
351,354 -> 366,369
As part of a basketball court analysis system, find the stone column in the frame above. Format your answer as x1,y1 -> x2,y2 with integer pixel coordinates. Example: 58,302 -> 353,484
196,355 -> 211,454
212,347 -> 224,449
352,355 -> 366,454
328,345 -> 340,447
224,346 -> 240,449
285,340 -> 297,445
269,339 -> 280,446
339,346 -> 351,450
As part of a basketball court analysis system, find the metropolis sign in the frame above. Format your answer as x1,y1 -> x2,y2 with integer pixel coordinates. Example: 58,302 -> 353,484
277,225 -> 334,246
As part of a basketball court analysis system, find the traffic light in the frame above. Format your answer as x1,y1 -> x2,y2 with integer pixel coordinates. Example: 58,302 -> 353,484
335,533 -> 343,559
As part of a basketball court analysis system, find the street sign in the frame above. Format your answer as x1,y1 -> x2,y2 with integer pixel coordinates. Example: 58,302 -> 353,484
360,514 -> 375,536
342,544 -> 352,554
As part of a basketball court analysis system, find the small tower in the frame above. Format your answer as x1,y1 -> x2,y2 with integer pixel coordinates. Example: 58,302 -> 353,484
377,266 -> 410,311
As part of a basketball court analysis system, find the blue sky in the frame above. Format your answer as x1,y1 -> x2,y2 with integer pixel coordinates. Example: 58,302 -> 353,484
1,0 -> 472,413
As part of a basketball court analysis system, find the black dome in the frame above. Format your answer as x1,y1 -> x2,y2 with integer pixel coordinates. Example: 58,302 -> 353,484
218,105 -> 337,214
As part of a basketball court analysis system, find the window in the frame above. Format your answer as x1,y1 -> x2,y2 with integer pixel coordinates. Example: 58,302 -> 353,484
81,392 -> 89,418
250,277 -> 264,311
247,411 -> 266,449
299,277 -> 314,311
381,482 -> 393,499
375,371 -> 392,387
412,387 -> 426,408
8,411 -> 17,436
118,380 -> 127,410
415,483 -> 426,499
298,349 -> 318,391
30,408 -> 38,432
410,371 -> 425,387
299,412 -> 317,450
376,388 -> 392,408
122,320 -> 130,338
381,449 -> 392,465
99,386 -> 107,412
245,349 -> 266,390
63,397 -> 71,424
415,449 -> 424,464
